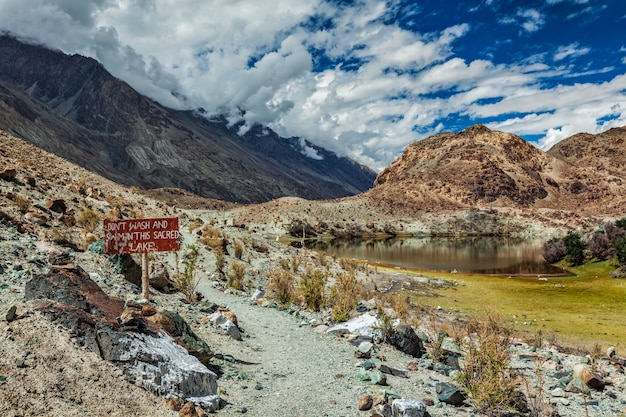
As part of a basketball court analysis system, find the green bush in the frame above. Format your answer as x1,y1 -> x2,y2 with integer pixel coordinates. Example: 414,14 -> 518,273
563,232 -> 586,266
615,236 -> 626,266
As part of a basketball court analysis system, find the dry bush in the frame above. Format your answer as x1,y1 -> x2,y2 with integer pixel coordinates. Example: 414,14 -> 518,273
228,260 -> 246,290
233,239 -> 245,260
456,312 -> 519,416
381,292 -> 411,320
76,208 -> 101,232
213,246 -> 226,275
297,268 -> 327,311
173,244 -> 201,303
373,305 -> 396,343
338,257 -> 359,272
11,194 -> 30,213
267,268 -> 296,305
327,271 -> 367,322
187,218 -> 204,233
201,224 -> 223,238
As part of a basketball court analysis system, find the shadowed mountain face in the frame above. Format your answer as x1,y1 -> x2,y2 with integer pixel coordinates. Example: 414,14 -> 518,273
0,35 -> 376,203
368,124 -> 626,216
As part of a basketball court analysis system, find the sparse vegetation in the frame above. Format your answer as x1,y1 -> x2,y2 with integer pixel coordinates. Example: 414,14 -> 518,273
76,207 -> 101,232
233,239 -> 244,260
457,312 -> 518,416
297,268 -> 327,311
213,246 -> 226,276
267,268 -> 296,305
173,244 -> 201,303
11,194 -> 30,213
228,260 -> 246,290
327,271 -> 364,322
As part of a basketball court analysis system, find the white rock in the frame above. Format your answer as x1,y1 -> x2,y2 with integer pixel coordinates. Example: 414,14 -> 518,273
326,313 -> 379,337
391,398 -> 426,417
209,312 -> 242,341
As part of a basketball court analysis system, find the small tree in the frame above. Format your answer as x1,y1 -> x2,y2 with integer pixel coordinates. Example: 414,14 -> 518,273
563,232 -> 586,266
542,238 -> 566,264
588,231 -> 612,261
615,236 -> 626,266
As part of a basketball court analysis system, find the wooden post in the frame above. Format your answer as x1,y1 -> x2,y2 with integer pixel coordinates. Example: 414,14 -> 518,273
141,252 -> 150,301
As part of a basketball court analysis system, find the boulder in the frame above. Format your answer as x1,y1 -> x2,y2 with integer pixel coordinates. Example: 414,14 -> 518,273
391,399 -> 427,417
209,312 -> 242,341
149,261 -> 173,290
358,394 -> 373,411
389,325 -> 425,358
46,198 -> 67,214
435,382 -> 465,406
0,167 -> 17,181
572,363 -> 605,391
327,313 -> 379,337
23,267 -> 220,410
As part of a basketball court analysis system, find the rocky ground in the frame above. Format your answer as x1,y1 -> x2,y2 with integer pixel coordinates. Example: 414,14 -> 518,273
2,131 -> 626,416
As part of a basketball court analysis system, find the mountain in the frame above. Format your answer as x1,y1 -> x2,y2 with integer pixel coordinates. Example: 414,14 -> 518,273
0,34 -> 376,204
367,124 -> 626,217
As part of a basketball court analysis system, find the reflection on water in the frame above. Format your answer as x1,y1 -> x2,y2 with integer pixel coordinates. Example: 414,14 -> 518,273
305,236 -> 566,275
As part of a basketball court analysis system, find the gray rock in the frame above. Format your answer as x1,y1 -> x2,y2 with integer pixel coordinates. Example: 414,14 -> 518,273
97,324 -> 220,411
149,261 -> 173,290
209,312 -> 242,341
391,399 -> 427,417
436,382 -> 465,406
5,305 -> 17,322
390,324 -> 425,358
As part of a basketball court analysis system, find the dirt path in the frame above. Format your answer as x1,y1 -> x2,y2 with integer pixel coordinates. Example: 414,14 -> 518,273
197,281 -> 373,416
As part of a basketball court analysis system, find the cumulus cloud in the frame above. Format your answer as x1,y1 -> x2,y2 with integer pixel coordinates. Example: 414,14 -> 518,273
0,0 -> 624,171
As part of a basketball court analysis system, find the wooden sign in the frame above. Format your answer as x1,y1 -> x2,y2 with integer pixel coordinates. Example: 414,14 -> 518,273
104,217 -> 180,254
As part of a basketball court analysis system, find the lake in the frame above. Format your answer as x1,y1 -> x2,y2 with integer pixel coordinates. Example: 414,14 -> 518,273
304,236 -> 567,275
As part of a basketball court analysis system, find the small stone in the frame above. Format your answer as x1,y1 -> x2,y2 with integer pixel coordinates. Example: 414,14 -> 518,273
607,346 -> 616,358
118,307 -> 142,325
178,402 -> 199,417
195,406 -> 208,417
550,388 -> 566,398
355,341 -> 374,358
370,370 -> 387,386
166,397 -> 184,411
6,305 -> 17,322
141,305 -> 158,316
358,394 -> 373,410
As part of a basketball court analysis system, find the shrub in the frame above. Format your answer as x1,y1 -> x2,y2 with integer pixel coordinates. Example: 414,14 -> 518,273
267,268 -> 295,305
76,208 -> 101,232
588,231 -> 612,261
542,238 -> 566,264
233,239 -> 245,260
298,268 -> 327,311
12,195 -> 30,213
563,232 -> 586,266
457,313 -> 519,416
373,305 -> 396,343
288,219 -> 317,238
615,217 -> 626,230
605,222 -> 626,244
228,260 -> 246,290
327,271 -> 363,322
213,246 -> 226,275
615,236 -> 626,266
173,244 -> 201,303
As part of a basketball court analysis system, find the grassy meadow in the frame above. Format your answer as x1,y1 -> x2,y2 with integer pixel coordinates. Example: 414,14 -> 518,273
393,260 -> 626,352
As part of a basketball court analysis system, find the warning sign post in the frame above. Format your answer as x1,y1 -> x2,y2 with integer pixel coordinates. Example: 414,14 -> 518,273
104,217 -> 180,300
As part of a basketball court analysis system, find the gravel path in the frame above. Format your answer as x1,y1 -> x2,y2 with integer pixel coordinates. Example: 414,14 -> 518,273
195,281 -> 445,417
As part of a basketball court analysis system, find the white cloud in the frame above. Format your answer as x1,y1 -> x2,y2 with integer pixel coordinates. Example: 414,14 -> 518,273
554,43 -> 591,61
0,0 -> 623,172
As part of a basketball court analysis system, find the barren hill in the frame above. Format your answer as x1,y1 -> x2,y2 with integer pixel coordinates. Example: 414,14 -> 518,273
0,34 -> 375,204
366,124 -> 626,218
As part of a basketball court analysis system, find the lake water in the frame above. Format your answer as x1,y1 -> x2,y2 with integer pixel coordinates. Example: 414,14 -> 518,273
305,236 -> 567,275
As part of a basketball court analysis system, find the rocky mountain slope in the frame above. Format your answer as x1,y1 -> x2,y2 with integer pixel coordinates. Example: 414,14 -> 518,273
3,130 -> 626,417
0,34 -> 376,204
366,124 -> 626,219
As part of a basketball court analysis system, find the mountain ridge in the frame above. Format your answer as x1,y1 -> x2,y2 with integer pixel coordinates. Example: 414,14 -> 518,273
0,34 -> 376,203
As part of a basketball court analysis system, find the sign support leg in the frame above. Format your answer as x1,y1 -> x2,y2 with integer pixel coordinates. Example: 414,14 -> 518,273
141,252 -> 150,301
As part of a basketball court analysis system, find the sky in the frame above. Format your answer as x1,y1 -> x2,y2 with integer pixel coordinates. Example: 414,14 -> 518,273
0,0 -> 625,171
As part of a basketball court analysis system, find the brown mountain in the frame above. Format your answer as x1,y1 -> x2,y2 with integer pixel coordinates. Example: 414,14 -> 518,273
0,34 -> 375,203
367,124 -> 626,217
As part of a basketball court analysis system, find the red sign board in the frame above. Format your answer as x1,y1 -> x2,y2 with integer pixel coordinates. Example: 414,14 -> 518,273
104,217 -> 180,254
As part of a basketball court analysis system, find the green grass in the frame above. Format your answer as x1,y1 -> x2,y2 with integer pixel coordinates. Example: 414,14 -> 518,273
394,260 -> 626,351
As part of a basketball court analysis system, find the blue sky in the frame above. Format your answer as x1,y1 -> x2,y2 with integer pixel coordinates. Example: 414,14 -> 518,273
0,0 -> 624,171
